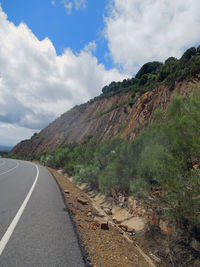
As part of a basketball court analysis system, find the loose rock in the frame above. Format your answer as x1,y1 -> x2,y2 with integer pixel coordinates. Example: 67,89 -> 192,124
127,227 -> 135,233
119,224 -> 128,232
93,217 -> 109,230
113,216 -> 122,224
87,211 -> 92,216
77,197 -> 88,205
104,208 -> 112,215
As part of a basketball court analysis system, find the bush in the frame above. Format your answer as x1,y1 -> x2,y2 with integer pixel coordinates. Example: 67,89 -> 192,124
181,47 -> 196,61
129,91 -> 200,233
136,61 -> 163,79
74,165 -> 100,189
33,86 -> 200,236
99,158 -> 130,194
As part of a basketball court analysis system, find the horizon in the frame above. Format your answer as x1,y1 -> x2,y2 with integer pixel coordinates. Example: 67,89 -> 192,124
0,144 -> 13,152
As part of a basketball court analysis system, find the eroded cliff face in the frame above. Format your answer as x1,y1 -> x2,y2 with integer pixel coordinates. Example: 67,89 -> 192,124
11,77 -> 200,157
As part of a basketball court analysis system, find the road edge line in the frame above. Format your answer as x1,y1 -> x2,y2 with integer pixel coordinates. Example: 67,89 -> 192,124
0,164 -> 39,256
0,161 -> 19,176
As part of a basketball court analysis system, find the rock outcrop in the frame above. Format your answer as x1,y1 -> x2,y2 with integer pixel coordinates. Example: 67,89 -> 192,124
11,77 -> 200,157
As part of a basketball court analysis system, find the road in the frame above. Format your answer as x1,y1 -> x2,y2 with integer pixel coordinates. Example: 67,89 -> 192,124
0,158 -> 85,266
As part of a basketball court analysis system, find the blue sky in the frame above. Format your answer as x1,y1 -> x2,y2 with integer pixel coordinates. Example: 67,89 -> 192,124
0,0 -> 200,146
1,0 -> 111,68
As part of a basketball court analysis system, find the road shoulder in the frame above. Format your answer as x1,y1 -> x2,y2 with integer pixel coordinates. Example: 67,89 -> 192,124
48,167 -> 156,267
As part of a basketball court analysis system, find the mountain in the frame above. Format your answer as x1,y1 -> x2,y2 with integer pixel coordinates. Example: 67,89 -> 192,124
0,145 -> 13,153
11,46 -> 200,157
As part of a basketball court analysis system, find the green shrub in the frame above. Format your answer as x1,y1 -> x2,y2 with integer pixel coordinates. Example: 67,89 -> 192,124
33,85 -> 200,236
99,158 -> 130,194
136,61 -> 163,79
181,47 -> 196,61
74,165 -> 100,189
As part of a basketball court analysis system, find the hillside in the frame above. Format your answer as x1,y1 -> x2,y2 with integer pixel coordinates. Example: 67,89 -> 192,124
10,46 -> 200,266
11,45 -> 200,158
11,77 -> 199,157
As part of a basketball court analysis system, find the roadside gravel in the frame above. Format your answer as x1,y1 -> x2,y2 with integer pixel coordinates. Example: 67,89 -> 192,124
48,167 -> 154,267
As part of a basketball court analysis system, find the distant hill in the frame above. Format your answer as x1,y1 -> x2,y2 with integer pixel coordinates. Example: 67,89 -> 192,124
0,145 -> 13,152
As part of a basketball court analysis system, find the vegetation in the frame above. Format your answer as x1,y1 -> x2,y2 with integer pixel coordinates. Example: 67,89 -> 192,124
0,152 -> 9,157
34,87 -> 200,238
6,45 -> 200,241
2,152 -> 25,159
87,45 -> 200,105
135,61 -> 163,79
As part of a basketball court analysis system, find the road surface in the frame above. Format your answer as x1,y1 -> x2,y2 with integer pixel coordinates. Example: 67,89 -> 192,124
0,158 -> 85,266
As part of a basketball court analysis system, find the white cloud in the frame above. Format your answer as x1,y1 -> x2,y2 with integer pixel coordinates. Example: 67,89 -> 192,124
63,0 -> 73,15
74,0 -> 86,10
0,122 -> 36,146
83,41 -> 96,53
104,0 -> 200,74
51,0 -> 56,6
61,0 -> 86,14
0,7 -> 125,145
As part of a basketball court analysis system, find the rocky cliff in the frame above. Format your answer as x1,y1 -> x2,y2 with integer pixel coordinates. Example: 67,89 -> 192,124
11,76 -> 200,157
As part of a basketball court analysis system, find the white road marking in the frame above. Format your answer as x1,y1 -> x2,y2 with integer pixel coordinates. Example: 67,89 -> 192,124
0,162 -> 19,176
0,164 -> 39,256
0,161 -> 6,167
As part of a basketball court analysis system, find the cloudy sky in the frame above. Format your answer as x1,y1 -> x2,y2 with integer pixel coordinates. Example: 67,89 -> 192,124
0,0 -> 200,146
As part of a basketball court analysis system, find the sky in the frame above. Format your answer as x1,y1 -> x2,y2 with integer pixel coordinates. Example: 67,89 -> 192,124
0,0 -> 200,146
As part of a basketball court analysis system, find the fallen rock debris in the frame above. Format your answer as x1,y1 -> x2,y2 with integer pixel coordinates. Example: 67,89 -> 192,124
93,217 -> 109,230
49,167 -> 159,267
77,197 -> 88,205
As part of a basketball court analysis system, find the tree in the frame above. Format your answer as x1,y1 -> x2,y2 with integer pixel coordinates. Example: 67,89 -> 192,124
136,61 -> 163,79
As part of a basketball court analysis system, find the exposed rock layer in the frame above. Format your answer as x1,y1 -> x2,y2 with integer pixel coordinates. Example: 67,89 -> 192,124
12,77 -> 200,156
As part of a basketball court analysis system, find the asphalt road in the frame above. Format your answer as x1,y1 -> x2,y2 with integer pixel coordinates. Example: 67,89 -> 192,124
0,158 -> 85,266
